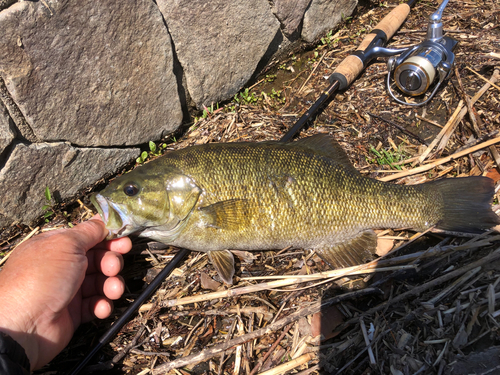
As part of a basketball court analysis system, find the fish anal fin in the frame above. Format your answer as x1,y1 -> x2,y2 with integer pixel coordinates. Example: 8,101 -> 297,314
200,199 -> 253,231
208,250 -> 235,285
316,230 -> 377,269
293,134 -> 359,174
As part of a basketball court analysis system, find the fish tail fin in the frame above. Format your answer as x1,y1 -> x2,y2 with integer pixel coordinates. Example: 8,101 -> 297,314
429,177 -> 499,233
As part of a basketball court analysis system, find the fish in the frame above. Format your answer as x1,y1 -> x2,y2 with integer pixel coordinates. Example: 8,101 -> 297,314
91,134 -> 499,284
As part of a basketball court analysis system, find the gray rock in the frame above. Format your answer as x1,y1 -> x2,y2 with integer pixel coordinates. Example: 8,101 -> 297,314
157,0 -> 281,109
271,0 -> 312,37
445,346 -> 500,375
0,0 -> 182,146
0,101 -> 14,156
0,142 -> 139,228
302,0 -> 357,43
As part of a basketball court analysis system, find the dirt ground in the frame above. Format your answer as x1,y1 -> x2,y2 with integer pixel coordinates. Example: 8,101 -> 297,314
1,0 -> 500,374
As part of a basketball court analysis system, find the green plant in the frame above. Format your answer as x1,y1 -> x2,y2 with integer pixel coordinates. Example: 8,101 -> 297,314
268,88 -> 285,103
321,30 -> 339,46
234,88 -> 259,105
42,186 -> 55,222
367,145 -> 410,170
265,74 -> 277,82
136,141 -> 167,164
341,13 -> 352,23
194,102 -> 220,123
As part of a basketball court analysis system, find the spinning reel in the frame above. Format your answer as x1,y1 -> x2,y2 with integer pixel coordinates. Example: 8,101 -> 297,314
386,0 -> 458,106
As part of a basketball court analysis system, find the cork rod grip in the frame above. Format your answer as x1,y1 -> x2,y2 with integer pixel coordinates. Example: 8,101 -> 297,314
333,3 -> 411,88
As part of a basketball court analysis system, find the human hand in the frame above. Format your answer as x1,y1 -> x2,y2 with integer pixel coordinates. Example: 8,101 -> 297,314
0,216 -> 132,370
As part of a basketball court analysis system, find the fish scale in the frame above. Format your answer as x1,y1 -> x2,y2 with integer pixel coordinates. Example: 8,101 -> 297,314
91,134 -> 499,284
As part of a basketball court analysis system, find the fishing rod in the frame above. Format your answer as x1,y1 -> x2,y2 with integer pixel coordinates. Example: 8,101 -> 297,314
70,2 -> 425,373
282,0 -> 421,142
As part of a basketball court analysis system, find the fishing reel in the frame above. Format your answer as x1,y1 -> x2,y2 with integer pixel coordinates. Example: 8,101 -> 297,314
386,0 -> 458,106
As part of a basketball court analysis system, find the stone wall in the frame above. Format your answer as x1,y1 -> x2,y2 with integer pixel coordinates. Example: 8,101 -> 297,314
0,0 -> 357,228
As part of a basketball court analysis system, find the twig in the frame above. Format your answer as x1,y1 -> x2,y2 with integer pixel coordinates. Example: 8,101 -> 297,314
454,64 -> 481,134
257,352 -> 316,375
160,266 -> 406,307
293,364 -> 321,375
416,114 -> 444,129
417,69 -> 499,164
152,288 -> 381,373
338,247 -> 500,329
359,318 -> 376,366
378,136 -> 500,182
366,111 -> 427,145
422,266 -> 482,308
297,51 -> 327,94
467,67 -> 500,92
248,324 -> 293,375
334,329 -> 391,374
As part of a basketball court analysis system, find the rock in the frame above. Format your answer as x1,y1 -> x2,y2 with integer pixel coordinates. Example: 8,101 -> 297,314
0,142 -> 139,228
271,0 -> 312,37
157,0 -> 281,109
445,346 -> 500,375
0,100 -> 14,157
302,0 -> 358,43
0,0 -> 182,146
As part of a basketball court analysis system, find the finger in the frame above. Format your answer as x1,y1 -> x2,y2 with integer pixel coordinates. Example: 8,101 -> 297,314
81,296 -> 113,322
81,274 -> 125,301
87,249 -> 124,276
68,216 -> 109,253
92,236 -> 133,254
103,276 -> 125,300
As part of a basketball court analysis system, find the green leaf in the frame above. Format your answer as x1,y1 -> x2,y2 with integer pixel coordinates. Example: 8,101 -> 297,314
44,186 -> 52,202
141,151 -> 148,161
42,204 -> 50,211
149,141 -> 156,153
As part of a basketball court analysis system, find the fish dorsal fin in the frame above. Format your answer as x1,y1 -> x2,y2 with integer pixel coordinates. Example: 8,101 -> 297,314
166,174 -> 202,222
293,134 -> 359,174
315,230 -> 377,269
208,250 -> 235,284
200,199 -> 253,230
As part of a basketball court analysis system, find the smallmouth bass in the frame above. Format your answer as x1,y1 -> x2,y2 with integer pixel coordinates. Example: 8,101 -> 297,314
91,134 -> 499,284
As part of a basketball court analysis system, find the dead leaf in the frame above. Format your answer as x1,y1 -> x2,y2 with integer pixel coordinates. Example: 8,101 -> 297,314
200,272 -> 221,290
376,238 -> 394,256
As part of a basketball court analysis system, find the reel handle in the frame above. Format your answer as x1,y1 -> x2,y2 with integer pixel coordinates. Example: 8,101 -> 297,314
331,3 -> 411,89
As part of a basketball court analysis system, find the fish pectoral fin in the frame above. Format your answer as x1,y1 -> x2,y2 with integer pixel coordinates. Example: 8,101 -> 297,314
293,134 -> 360,174
208,250 -> 235,285
200,199 -> 253,230
316,230 -> 377,269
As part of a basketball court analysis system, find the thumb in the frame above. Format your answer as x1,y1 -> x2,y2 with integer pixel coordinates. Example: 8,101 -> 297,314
69,215 -> 109,252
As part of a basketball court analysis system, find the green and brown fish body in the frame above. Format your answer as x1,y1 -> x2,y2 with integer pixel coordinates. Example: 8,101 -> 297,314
91,135 -> 499,283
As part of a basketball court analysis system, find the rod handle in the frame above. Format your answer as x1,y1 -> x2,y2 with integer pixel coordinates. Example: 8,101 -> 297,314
331,3 -> 411,89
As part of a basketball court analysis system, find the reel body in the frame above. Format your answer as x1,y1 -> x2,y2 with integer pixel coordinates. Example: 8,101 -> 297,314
385,0 -> 458,106
387,36 -> 458,106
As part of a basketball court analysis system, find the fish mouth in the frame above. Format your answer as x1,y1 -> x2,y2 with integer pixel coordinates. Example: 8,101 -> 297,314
90,193 -> 137,240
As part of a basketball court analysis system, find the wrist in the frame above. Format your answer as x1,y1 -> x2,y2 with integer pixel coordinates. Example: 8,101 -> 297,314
0,302 -> 38,371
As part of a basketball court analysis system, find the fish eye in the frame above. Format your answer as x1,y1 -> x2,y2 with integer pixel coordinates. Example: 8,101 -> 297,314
123,183 -> 139,197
